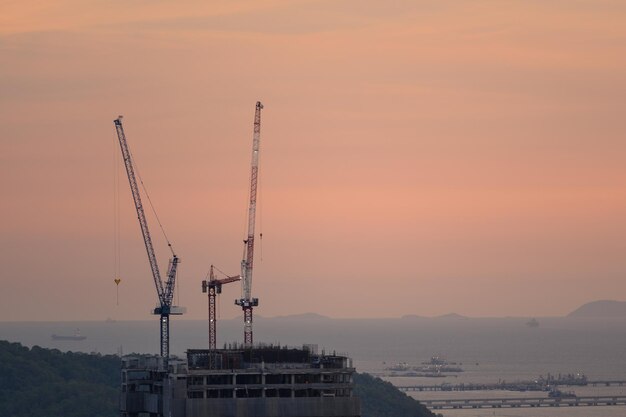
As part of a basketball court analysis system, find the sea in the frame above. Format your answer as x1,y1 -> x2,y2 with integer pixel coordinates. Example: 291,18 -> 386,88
2,316 -> 626,417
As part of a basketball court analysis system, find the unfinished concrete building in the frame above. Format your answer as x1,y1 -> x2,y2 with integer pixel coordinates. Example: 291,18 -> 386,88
121,345 -> 361,417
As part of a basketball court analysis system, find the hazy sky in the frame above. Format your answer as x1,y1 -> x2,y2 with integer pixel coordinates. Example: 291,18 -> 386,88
2,0 -> 626,321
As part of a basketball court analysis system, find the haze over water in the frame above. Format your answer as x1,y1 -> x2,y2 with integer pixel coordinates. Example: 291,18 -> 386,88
3,316 -> 626,416
3,316 -> 626,380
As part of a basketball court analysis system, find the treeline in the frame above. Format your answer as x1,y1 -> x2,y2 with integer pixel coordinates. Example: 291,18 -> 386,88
353,372 -> 436,417
0,341 -> 119,417
0,340 -> 435,417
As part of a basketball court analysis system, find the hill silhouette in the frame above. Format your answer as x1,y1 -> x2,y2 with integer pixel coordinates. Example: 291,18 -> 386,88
568,300 -> 626,318
272,312 -> 330,320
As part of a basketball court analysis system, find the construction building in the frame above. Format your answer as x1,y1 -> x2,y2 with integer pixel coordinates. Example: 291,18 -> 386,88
120,345 -> 361,417
115,103 -> 360,416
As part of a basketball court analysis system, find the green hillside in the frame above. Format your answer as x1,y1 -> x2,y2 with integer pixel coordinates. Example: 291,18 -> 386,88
0,340 -> 435,417
354,373 -> 436,417
0,341 -> 119,417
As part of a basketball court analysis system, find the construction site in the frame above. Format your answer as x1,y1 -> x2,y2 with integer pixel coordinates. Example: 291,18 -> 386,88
113,102 -> 361,417
120,346 -> 359,417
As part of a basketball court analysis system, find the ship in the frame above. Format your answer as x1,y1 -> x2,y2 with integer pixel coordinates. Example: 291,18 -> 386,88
415,356 -> 463,373
121,344 -> 360,417
384,362 -> 410,372
382,356 -> 463,376
51,329 -> 86,341
526,318 -> 540,328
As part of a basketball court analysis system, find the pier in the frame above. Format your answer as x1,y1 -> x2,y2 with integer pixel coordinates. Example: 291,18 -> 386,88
422,395 -> 626,410
398,379 -> 626,392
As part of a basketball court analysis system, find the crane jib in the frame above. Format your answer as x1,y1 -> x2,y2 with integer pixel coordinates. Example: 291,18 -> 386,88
238,101 -> 263,347
114,116 -> 182,358
114,118 -> 166,301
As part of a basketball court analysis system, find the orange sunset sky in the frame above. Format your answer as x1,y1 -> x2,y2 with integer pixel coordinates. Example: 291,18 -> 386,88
1,0 -> 626,321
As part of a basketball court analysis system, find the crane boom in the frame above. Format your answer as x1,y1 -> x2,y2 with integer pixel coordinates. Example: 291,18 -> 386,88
235,101 -> 263,347
114,116 -> 166,299
114,116 -> 182,359
244,101 -> 262,300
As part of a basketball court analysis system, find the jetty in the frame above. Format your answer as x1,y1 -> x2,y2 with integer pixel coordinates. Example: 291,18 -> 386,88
398,379 -> 626,392
423,395 -> 626,410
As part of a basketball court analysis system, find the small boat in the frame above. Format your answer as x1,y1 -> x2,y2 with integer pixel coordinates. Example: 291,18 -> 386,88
526,318 -> 540,328
51,329 -> 86,341
548,388 -> 577,399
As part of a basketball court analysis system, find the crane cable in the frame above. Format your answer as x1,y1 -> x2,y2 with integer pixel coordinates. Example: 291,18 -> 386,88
127,148 -> 176,257
127,146 -> 180,307
205,264 -> 231,280
240,165 -> 264,262
213,264 -> 230,278
258,163 -> 263,263
241,181 -> 250,260
113,133 -> 121,305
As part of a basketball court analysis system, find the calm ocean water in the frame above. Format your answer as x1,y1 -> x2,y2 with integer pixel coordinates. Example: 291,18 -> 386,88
2,317 -> 625,417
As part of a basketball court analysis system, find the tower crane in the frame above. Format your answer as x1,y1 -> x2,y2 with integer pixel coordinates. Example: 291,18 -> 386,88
202,266 -> 241,350
235,101 -> 263,347
113,116 -> 184,359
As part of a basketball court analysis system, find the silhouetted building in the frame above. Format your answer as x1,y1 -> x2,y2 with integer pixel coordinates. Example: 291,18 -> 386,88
121,345 -> 360,417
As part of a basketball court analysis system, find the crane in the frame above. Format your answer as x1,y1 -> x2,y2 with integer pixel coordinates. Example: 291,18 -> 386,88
235,101 -> 263,347
202,265 -> 241,350
113,116 -> 184,359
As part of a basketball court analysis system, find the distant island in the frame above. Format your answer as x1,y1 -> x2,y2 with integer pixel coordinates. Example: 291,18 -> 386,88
433,313 -> 468,320
567,300 -> 626,318
401,314 -> 425,320
401,313 -> 468,320
232,312 -> 330,321
271,312 -> 330,320
236,304 -> 626,321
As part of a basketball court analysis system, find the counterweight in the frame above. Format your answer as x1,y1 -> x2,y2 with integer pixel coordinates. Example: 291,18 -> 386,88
114,116 -> 183,359
235,101 -> 263,347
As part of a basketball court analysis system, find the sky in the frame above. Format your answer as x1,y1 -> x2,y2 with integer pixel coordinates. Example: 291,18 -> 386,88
1,0 -> 626,321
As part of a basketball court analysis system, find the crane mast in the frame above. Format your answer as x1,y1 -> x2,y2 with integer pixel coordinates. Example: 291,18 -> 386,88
202,265 -> 241,350
114,116 -> 183,359
235,101 -> 263,347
